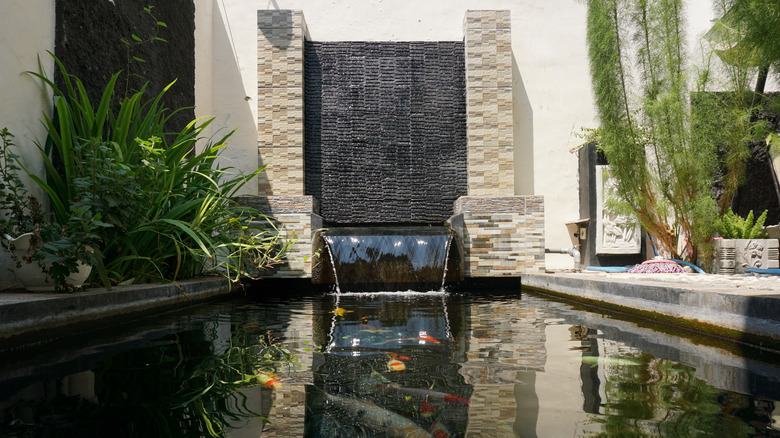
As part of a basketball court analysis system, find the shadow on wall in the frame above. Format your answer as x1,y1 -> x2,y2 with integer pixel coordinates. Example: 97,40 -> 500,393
212,2 -> 264,193
258,9 -> 295,49
512,53 -> 533,195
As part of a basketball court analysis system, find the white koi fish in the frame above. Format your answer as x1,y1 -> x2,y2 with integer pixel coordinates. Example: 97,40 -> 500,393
320,389 -> 433,438
358,371 -> 470,405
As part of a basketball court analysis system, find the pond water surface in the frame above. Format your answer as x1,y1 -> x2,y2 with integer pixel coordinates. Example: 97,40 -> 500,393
2,288 -> 780,437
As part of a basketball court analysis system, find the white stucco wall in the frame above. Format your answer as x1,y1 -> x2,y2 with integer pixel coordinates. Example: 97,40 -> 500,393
0,0 -> 55,289
5,0 -> 772,278
0,0 -> 55,196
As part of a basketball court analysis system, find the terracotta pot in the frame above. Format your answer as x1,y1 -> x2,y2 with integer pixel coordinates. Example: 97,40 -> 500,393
2,232 -> 92,291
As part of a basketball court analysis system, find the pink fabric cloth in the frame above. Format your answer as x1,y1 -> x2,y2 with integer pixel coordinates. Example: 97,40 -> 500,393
627,260 -> 687,273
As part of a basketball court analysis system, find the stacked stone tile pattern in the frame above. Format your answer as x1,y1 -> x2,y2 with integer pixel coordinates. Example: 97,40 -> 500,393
236,196 -> 319,278
257,10 -> 307,197
453,196 -> 546,276
304,41 -> 468,224
464,10 -> 514,196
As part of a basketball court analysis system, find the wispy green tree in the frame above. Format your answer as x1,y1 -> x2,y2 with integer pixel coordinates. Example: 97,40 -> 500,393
585,0 -> 719,261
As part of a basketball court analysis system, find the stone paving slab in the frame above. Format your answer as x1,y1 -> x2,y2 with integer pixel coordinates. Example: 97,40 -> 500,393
0,277 -> 234,347
522,271 -> 780,343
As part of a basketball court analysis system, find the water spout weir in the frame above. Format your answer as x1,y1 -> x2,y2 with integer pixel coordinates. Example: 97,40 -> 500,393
312,227 -> 464,293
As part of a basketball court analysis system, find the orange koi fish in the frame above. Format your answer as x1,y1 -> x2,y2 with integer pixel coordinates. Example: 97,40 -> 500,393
387,358 -> 406,372
254,371 -> 282,389
334,307 -> 352,316
416,333 -> 440,344
388,352 -> 411,361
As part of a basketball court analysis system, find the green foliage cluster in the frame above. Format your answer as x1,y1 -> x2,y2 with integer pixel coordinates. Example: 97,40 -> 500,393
0,129 -> 48,239
3,327 -> 300,437
717,208 -> 768,239
586,353 -> 758,437
585,0 -> 720,262
1,54 -> 293,290
1,128 -> 101,284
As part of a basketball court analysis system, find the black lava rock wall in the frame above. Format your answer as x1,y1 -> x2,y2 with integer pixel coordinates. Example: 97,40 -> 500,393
304,41 -> 467,225
55,0 -> 195,134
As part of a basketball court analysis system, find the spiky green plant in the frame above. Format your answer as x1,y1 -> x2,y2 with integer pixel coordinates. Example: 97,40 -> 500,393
718,208 -> 768,239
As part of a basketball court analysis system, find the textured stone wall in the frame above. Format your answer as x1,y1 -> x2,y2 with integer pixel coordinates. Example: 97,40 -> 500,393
257,10 -> 307,196
56,0 -> 195,134
304,41 -> 468,224
464,10 -> 514,196
236,196 -> 319,278
453,196 -> 545,276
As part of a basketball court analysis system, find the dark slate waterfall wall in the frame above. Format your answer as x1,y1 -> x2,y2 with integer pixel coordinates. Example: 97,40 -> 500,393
304,41 -> 467,225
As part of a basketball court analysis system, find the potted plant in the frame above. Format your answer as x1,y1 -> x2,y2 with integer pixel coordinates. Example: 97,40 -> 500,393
712,208 -> 779,274
0,128 -> 95,291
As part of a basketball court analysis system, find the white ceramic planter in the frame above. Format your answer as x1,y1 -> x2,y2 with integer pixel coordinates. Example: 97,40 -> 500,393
2,233 -> 92,291
712,238 -> 780,274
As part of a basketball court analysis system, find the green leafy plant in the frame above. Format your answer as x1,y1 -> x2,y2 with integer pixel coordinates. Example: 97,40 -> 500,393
717,208 -> 768,239
1,127 -> 103,291
21,53 -> 293,287
0,128 -> 46,239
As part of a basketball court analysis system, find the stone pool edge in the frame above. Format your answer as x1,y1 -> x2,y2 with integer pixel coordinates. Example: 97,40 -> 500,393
522,272 -> 780,350
0,277 -> 235,347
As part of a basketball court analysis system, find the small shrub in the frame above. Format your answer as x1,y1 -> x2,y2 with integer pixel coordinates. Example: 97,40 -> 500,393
718,208 -> 769,239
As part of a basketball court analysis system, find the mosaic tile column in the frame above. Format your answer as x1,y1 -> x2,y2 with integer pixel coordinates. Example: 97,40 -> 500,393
452,196 -> 545,276
464,10 -> 514,196
257,10 -> 306,196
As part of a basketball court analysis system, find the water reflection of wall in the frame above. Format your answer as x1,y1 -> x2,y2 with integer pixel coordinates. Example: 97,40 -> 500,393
253,299 -> 315,437
460,298 -> 547,435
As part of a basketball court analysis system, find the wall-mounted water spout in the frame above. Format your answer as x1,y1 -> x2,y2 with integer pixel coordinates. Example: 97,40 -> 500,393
312,227 -> 464,292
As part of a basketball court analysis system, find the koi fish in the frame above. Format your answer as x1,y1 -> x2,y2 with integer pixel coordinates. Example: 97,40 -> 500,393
416,333 -> 440,344
387,358 -> 406,372
581,356 -> 641,368
254,371 -> 282,389
319,389 -> 433,437
430,420 -> 452,438
360,323 -> 393,333
388,352 -> 411,361
334,307 -> 352,316
364,371 -> 469,405
419,399 -> 437,418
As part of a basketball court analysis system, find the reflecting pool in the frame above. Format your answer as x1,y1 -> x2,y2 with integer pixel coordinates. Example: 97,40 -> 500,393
2,289 -> 780,437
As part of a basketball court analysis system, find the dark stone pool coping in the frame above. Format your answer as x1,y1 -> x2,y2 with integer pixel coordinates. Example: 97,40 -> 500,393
522,272 -> 780,346
0,277 -> 234,348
